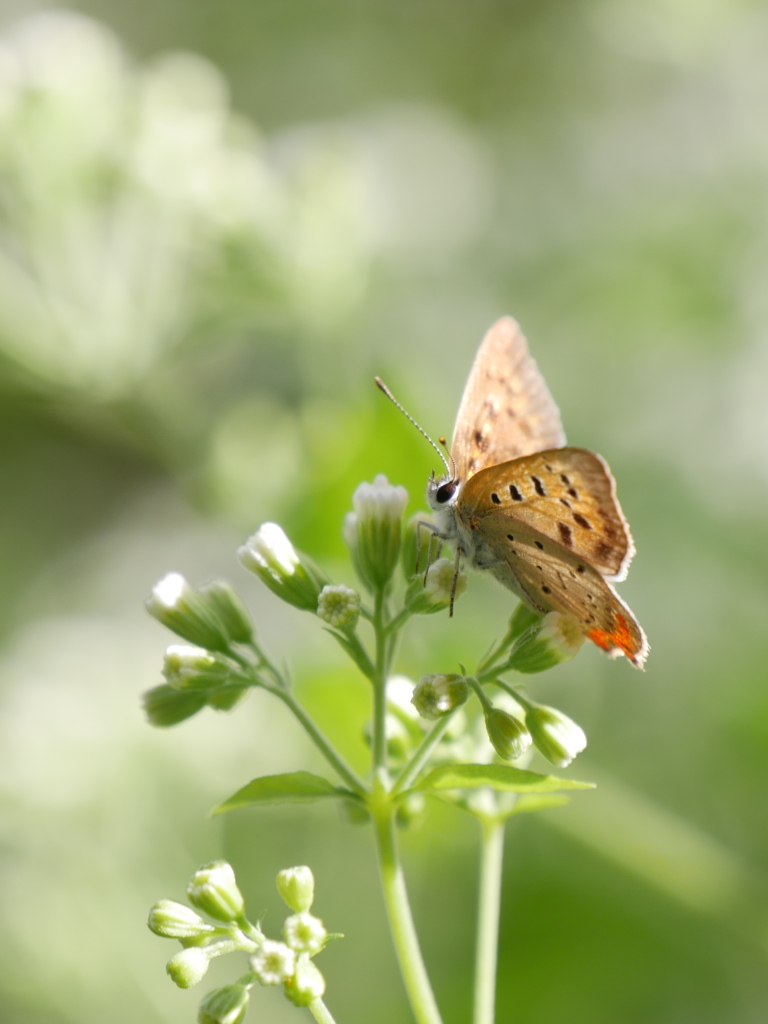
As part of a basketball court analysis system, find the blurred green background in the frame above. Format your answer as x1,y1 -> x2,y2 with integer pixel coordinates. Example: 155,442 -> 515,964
1,2 -> 767,1022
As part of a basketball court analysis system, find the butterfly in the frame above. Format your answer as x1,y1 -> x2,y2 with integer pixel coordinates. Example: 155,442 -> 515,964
378,316 -> 648,667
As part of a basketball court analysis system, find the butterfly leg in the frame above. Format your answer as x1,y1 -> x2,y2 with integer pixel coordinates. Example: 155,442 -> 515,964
416,520 -> 443,582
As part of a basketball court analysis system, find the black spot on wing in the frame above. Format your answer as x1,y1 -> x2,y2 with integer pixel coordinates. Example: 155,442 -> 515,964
573,513 -> 592,530
531,475 -> 546,496
558,522 -> 573,548
509,484 -> 524,501
491,492 -> 501,505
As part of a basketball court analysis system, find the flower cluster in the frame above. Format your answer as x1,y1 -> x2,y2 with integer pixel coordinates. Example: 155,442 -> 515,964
149,861 -> 335,1020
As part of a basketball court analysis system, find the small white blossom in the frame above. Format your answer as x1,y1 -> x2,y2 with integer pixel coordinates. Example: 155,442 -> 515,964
162,644 -> 231,689
352,473 -> 408,521
411,674 -> 469,720
250,940 -> 296,985
405,557 -> 467,614
485,708 -> 532,761
187,861 -> 244,922
285,956 -> 326,1006
239,523 -> 299,577
526,704 -> 587,767
145,572 -> 230,650
276,866 -> 315,913
166,947 -> 210,989
148,571 -> 192,613
507,611 -> 585,673
148,899 -> 214,939
283,911 -> 327,954
317,584 -> 360,629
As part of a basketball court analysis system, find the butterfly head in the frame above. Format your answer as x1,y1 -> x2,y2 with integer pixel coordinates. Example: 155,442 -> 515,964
426,469 -> 460,515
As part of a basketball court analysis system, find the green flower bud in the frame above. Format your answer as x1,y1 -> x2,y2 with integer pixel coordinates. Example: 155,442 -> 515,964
146,573 -> 231,652
526,703 -> 587,767
276,866 -> 315,913
148,899 -> 216,940
411,673 -> 469,720
143,684 -> 206,728
166,947 -> 211,989
283,912 -> 327,954
238,523 -> 328,611
484,708 -> 532,761
162,645 -> 234,691
506,612 -> 585,673
344,474 -> 408,592
404,558 -> 467,615
250,939 -> 296,985
197,984 -> 249,1024
316,584 -> 360,630
198,581 -> 254,644
187,861 -> 244,923
205,683 -> 250,712
284,956 -> 326,1007
400,511 -> 434,578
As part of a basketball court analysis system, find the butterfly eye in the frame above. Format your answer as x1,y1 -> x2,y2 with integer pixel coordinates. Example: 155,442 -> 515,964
435,481 -> 458,504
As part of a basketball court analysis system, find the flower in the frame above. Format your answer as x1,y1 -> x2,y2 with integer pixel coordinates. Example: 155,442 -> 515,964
250,940 -> 296,985
345,475 -> 408,591
198,581 -> 253,644
166,947 -> 211,988
506,611 -> 585,673
162,645 -> 233,690
484,708 -> 532,761
197,984 -> 250,1024
186,861 -> 244,923
276,866 -> 315,914
316,584 -> 360,630
283,912 -> 327,954
525,704 -> 587,767
146,572 -> 230,651
284,956 -> 326,1007
404,557 -> 467,615
411,673 -> 469,720
148,900 -> 215,940
238,523 -> 327,610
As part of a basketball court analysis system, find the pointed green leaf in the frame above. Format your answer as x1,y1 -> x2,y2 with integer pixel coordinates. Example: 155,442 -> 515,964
501,793 -> 572,818
214,772 -> 354,814
416,763 -> 594,794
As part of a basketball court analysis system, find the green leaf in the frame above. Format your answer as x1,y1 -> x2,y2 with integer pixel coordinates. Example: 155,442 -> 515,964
213,771 -> 354,814
501,793 -> 572,818
415,763 -> 594,795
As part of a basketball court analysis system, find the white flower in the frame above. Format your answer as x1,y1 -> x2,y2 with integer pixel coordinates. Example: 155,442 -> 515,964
148,571 -> 192,612
352,473 -> 408,521
525,704 -> 587,767
250,940 -> 296,985
283,911 -> 327,954
162,644 -> 231,689
166,947 -> 211,989
507,611 -> 585,673
145,572 -> 230,650
239,523 -> 299,577
316,584 -> 360,629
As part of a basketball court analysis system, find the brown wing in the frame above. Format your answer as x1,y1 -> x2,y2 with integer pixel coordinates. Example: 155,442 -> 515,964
458,448 -> 635,581
473,513 -> 648,667
450,317 -> 566,482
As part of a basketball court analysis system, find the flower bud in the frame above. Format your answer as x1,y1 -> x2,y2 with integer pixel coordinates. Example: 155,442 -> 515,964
506,611 -> 585,673
411,674 -> 469,720
205,683 -> 249,712
148,900 -> 216,940
197,984 -> 249,1024
525,704 -> 587,767
345,475 -> 408,592
187,862 -> 244,923
249,940 -> 296,985
283,912 -> 327,954
146,573 -> 230,652
238,523 -> 328,611
284,956 -> 326,1007
143,684 -> 206,727
198,581 -> 254,644
276,866 -> 315,913
484,708 -> 532,761
400,512 -> 434,578
316,584 -> 360,630
166,947 -> 211,988
404,558 -> 467,615
163,645 -> 234,691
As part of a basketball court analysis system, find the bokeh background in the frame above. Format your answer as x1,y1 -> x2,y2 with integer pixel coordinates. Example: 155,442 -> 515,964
1,2 -> 767,1022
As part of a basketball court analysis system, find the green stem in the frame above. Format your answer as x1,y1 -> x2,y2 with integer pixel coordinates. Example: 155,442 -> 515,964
372,803 -> 444,1024
473,818 -> 505,1024
309,997 -> 339,1024
372,589 -> 389,779
272,688 -> 366,795
392,715 -> 456,796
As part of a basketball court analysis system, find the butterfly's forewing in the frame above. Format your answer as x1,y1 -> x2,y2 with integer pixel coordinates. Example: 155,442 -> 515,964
473,513 -> 648,666
450,317 -> 566,482
458,448 -> 635,581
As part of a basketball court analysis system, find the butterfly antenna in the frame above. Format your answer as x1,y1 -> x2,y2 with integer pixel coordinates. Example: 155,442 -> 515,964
374,377 -> 452,477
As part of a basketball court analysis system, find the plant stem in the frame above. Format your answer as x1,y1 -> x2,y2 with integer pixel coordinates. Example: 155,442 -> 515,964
392,715 -> 456,796
372,589 -> 389,778
272,688 -> 366,795
309,997 -> 339,1024
473,818 -> 505,1024
372,804 -> 444,1024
